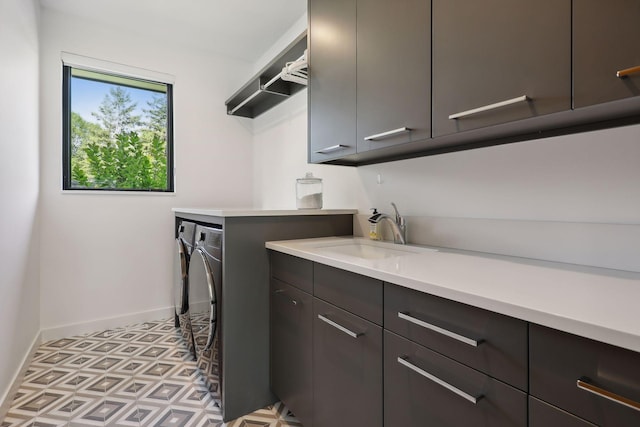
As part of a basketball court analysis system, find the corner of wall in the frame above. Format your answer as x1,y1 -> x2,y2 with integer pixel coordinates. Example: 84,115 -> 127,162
0,331 -> 41,422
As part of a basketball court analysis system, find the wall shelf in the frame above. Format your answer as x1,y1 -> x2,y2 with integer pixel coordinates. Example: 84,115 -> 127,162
225,31 -> 307,118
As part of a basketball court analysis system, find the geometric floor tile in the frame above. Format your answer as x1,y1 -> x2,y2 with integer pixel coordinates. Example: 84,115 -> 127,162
1,317 -> 302,427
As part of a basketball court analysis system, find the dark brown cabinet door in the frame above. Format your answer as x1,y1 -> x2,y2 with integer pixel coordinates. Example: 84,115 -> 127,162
313,298 -> 382,427
356,0 -> 431,153
574,0 -> 640,108
384,331 -> 527,427
270,279 -> 313,427
530,324 -> 640,426
308,0 -> 357,163
432,0 -> 571,137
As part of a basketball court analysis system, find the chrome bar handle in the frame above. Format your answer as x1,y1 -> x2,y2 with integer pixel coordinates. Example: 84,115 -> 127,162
617,65 -> 640,78
317,314 -> 363,338
314,144 -> 349,154
398,356 -> 481,404
398,312 -> 481,347
364,127 -> 411,141
577,379 -> 640,412
449,95 -> 529,120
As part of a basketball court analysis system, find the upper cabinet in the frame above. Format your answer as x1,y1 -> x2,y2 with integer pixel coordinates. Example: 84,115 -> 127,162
308,0 -> 430,164
307,0 -> 640,166
308,0 -> 357,163
432,0 -> 571,137
356,0 -> 431,153
573,0 -> 640,109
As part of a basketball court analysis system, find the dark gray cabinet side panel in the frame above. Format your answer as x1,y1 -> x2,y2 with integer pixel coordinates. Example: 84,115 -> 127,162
308,0 -> 357,163
574,0 -> 640,108
384,331 -> 527,427
356,0 -> 431,152
384,283 -> 528,390
432,0 -> 571,137
530,324 -> 640,426
313,298 -> 382,427
270,251 -> 313,294
270,279 -> 313,427
529,397 -> 597,427
220,215 -> 351,421
313,263 -> 383,325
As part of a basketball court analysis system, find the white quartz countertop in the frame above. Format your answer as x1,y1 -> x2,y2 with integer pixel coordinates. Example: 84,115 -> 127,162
172,208 -> 357,217
266,236 -> 640,353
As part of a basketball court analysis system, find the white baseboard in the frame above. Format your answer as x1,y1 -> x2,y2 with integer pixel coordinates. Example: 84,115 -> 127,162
0,330 -> 42,422
41,306 -> 174,343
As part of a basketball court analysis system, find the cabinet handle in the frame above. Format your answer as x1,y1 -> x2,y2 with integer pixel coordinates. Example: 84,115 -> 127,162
448,95 -> 529,120
317,314 -> 363,338
398,312 -> 482,347
398,356 -> 482,404
616,65 -> 640,78
577,379 -> 640,412
364,127 -> 411,141
314,144 -> 349,154
274,289 -> 298,305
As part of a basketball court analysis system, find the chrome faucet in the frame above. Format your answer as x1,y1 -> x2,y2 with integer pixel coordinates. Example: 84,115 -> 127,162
368,202 -> 407,244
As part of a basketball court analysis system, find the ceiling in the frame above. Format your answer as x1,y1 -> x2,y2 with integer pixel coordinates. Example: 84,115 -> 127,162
39,0 -> 307,63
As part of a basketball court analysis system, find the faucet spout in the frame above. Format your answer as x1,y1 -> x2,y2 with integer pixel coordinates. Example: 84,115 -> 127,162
367,202 -> 407,244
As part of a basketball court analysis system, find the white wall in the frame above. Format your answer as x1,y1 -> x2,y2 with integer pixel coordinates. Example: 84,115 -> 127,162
39,8 -> 255,337
357,125 -> 640,223
354,125 -> 640,271
0,0 -> 41,411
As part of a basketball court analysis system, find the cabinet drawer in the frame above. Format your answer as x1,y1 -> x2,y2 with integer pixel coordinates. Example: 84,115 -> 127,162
384,331 -> 526,427
270,279 -> 313,427
314,263 -> 383,325
270,251 -> 313,294
529,397 -> 596,427
384,283 -> 528,390
530,324 -> 640,426
313,298 -> 382,427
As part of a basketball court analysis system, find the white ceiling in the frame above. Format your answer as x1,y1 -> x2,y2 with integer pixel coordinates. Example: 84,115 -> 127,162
39,0 -> 307,63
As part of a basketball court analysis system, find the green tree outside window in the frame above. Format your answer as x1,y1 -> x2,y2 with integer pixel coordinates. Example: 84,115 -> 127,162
64,66 -> 173,191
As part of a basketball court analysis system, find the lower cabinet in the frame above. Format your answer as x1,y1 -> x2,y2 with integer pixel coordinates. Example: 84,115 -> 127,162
270,278 -> 313,427
313,298 -> 383,427
269,251 -> 640,427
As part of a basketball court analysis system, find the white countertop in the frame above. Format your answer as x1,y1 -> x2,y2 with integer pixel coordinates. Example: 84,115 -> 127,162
172,208 -> 357,217
266,236 -> 640,353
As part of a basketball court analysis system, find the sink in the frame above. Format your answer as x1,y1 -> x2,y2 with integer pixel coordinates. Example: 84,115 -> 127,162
315,242 -> 433,260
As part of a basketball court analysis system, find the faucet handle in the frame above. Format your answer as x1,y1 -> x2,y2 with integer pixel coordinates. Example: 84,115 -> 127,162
390,202 -> 402,223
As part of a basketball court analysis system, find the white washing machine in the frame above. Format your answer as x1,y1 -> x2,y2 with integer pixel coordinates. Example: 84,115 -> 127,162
174,220 -> 197,359
188,225 -> 223,408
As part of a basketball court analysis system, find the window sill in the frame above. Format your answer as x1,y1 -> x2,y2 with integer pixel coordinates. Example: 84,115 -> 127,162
61,190 -> 176,196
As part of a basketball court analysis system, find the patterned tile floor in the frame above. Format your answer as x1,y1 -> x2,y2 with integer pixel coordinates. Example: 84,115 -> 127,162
1,318 -> 302,427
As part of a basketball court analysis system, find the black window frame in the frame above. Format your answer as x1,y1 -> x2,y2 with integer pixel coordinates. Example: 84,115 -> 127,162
62,65 -> 175,192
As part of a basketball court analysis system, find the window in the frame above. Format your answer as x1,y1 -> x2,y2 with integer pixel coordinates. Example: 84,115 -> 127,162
62,63 -> 174,191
